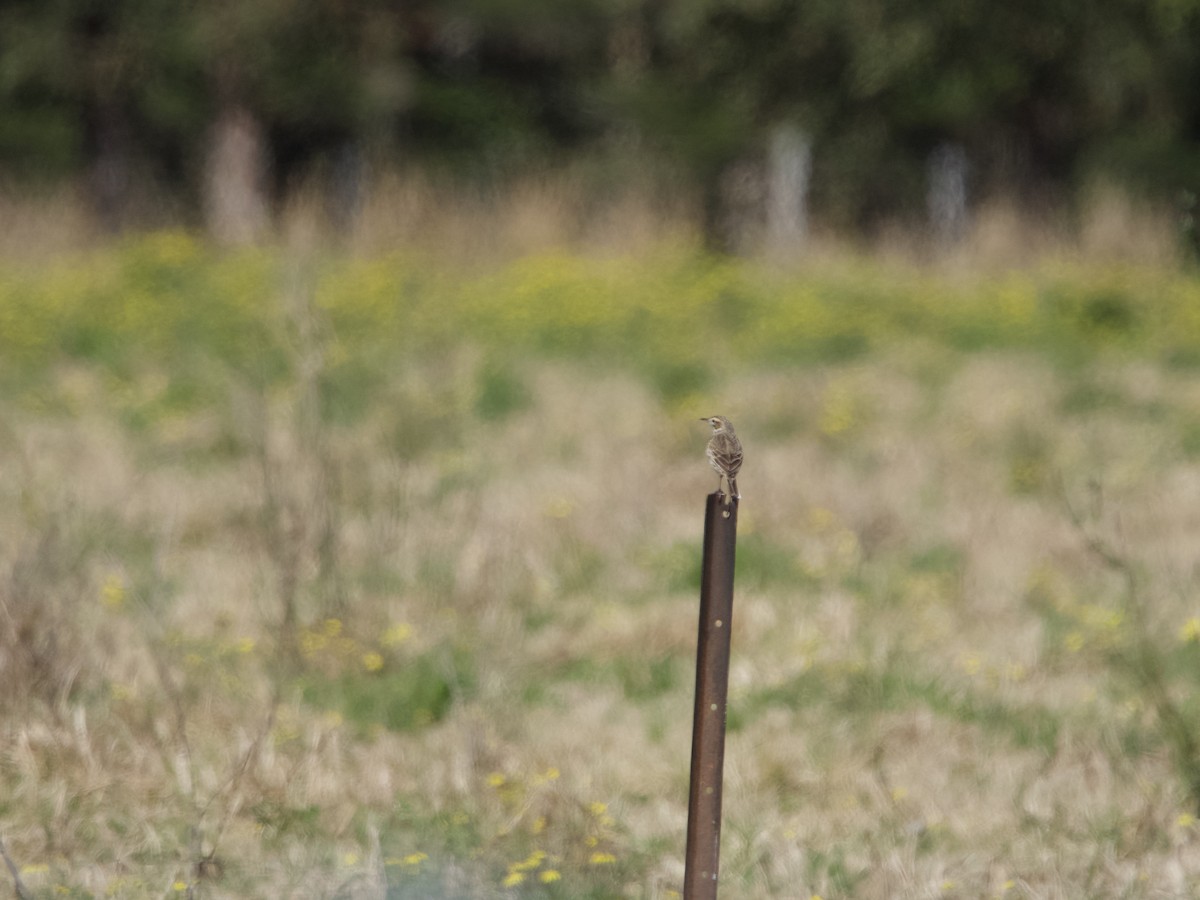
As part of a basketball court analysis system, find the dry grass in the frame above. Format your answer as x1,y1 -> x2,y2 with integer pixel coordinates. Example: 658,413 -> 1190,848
0,178 -> 1198,897
4,327 -> 1200,897
0,163 -> 1184,271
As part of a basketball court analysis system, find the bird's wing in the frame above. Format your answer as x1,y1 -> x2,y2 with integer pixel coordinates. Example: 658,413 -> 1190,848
712,435 -> 743,474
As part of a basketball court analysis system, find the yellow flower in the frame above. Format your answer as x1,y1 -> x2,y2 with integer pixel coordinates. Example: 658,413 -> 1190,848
235,637 -> 255,654
323,618 -> 343,637
487,772 -> 507,788
502,871 -> 525,887
173,882 -> 187,892
100,574 -> 126,609
362,652 -> 384,672
300,631 -> 327,656
539,870 -> 561,883
382,623 -> 413,647
589,851 -> 616,864
341,851 -> 359,867
588,801 -> 608,816
512,850 -> 545,872
1179,617 -> 1200,643
1177,813 -> 1195,829
403,852 -> 429,866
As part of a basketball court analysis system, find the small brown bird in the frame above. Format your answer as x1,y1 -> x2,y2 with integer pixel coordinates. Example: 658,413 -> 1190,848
701,415 -> 743,504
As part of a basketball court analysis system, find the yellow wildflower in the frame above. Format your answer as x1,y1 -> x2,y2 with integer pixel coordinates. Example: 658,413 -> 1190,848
382,623 -> 413,646
512,851 -> 545,871
100,575 -> 126,609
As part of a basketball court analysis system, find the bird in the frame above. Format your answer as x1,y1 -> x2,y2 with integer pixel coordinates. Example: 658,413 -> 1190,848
701,416 -> 743,505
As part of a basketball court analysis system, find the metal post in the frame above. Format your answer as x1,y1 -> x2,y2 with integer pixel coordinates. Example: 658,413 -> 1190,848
683,492 -> 739,899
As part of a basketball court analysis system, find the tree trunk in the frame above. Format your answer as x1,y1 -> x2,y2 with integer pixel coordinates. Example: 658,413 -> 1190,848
203,103 -> 270,246
766,122 -> 811,255
86,103 -> 131,233
927,142 -> 969,246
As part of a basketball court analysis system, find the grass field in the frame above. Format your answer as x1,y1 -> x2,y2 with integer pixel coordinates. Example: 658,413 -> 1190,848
3,227 -> 1200,898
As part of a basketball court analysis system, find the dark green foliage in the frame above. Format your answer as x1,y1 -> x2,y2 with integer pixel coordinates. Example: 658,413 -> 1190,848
908,543 -> 965,577
655,541 -> 703,593
615,656 -> 678,701
298,648 -> 473,735
645,361 -> 712,405
805,846 -> 867,896
475,361 -> 532,421
735,534 -> 818,591
731,664 -> 1061,753
2,0 -> 1199,227
1181,419 -> 1200,460
251,801 -> 322,846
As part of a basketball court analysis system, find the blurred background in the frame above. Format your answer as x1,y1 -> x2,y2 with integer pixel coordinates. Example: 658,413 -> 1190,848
4,2 -> 1200,899
2,0 -> 1199,256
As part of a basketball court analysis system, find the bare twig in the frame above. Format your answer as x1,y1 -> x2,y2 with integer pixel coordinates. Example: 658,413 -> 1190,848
202,686 -> 282,859
257,403 -> 301,648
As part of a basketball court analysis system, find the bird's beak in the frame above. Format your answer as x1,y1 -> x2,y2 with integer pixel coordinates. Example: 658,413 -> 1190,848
699,417 -> 708,422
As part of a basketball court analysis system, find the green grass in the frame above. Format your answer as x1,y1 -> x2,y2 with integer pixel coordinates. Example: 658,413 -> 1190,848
3,233 -> 1200,897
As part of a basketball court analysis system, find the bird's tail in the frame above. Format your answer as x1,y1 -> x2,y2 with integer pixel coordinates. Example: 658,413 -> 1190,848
727,476 -> 738,505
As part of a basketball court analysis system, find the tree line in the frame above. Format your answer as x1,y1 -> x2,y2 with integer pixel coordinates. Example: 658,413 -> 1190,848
2,0 -> 1198,246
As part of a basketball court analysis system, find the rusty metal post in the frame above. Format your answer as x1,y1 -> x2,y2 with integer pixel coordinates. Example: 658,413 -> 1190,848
683,492 -> 738,899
